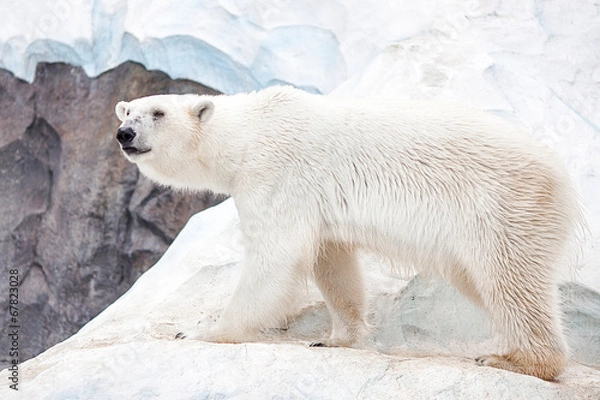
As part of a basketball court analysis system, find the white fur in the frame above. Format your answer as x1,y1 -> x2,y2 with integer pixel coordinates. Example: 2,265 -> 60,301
116,86 -> 582,380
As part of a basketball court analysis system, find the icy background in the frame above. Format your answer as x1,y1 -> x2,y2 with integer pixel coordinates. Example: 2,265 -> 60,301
1,0 -> 598,289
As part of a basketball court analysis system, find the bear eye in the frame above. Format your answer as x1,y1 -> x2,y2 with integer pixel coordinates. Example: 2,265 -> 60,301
152,110 -> 165,119
126,110 -> 130,116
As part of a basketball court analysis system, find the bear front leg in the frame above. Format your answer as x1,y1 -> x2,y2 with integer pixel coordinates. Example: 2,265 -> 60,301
178,228 -> 312,343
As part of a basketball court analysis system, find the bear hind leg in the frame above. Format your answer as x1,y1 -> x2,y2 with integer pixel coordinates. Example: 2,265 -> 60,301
475,268 -> 568,381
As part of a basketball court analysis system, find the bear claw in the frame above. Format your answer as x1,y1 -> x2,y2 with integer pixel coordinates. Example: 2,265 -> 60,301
175,332 -> 186,339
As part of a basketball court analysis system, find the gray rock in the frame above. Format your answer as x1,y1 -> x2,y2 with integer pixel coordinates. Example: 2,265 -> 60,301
0,62 -> 225,366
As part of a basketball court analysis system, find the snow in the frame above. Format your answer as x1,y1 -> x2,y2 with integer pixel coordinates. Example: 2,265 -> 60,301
1,0 -> 599,397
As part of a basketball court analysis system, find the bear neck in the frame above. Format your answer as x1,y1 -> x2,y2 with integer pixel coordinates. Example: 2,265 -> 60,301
195,95 -> 259,196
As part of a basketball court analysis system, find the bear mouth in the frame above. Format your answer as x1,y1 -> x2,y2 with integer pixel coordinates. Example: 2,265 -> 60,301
122,146 -> 151,156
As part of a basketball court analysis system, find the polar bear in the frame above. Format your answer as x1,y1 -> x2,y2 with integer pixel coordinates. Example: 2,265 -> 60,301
115,86 -> 581,381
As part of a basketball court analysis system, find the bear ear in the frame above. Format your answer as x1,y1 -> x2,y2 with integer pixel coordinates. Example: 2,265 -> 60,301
115,101 -> 129,121
192,99 -> 215,123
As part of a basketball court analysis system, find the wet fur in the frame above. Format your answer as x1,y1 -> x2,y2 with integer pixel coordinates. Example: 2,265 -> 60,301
116,86 -> 582,381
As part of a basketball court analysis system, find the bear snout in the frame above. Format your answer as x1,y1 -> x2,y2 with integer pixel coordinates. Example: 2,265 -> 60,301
116,127 -> 136,145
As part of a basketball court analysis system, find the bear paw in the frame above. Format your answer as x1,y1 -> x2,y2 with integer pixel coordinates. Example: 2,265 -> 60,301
174,326 -> 250,343
475,354 -> 517,370
308,337 -> 359,348
475,352 -> 565,381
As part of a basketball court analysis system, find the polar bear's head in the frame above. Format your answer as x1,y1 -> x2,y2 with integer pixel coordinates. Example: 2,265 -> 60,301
115,94 -> 215,187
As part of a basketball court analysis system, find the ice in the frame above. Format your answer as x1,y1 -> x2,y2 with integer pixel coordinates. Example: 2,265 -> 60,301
251,25 -> 346,93
0,0 -> 433,93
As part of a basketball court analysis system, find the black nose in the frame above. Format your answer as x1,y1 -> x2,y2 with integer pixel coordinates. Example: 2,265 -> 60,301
116,127 -> 136,145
